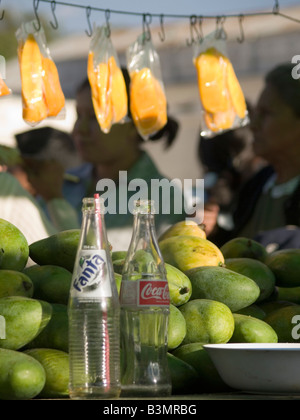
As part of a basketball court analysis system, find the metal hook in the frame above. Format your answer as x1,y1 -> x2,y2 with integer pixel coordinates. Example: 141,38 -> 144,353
158,14 -> 165,42
198,16 -> 204,43
33,0 -> 41,31
215,16 -> 227,40
105,9 -> 111,38
237,14 -> 245,43
85,6 -> 93,37
0,0 -> 4,21
50,0 -> 58,30
186,15 -> 200,46
142,13 -> 152,42
273,0 -> 280,14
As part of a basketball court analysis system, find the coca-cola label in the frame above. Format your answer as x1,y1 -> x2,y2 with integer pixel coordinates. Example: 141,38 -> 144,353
120,279 -> 170,307
71,250 -> 112,298
138,280 -> 170,306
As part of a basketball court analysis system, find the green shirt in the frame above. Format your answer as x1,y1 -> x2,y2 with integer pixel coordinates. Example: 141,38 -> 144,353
238,174 -> 300,239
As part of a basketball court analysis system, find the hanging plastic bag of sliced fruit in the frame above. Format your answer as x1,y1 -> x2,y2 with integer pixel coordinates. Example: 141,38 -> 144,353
126,30 -> 168,140
16,20 -> 65,126
87,25 -> 128,133
194,27 -> 248,138
0,64 -> 12,97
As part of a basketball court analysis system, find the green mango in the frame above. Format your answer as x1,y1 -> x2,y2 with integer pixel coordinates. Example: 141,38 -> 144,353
159,220 -> 206,242
179,299 -> 235,344
225,257 -> 276,302
113,258 -> 125,275
159,235 -> 224,272
111,251 -> 127,261
265,249 -> 300,287
29,229 -> 80,272
0,218 -> 29,271
172,343 -> 230,392
168,304 -> 186,350
165,263 -> 192,307
258,299 -> 297,316
264,305 -> 300,343
24,348 -> 69,399
0,348 -> 46,400
277,286 -> 300,304
235,304 -> 266,320
0,296 -> 52,350
186,266 -> 260,312
220,237 -> 268,262
130,249 -> 156,273
25,304 -> 68,353
167,352 -> 199,395
230,313 -> 278,343
23,264 -> 72,305
114,272 -> 122,295
0,269 -> 33,298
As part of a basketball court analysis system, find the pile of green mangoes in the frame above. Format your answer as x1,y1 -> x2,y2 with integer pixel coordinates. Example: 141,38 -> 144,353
1,217 -> 300,399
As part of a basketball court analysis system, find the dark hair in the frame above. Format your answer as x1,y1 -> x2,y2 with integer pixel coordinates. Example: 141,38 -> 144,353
77,67 -> 179,149
15,126 -> 76,155
198,125 -> 253,173
266,63 -> 300,117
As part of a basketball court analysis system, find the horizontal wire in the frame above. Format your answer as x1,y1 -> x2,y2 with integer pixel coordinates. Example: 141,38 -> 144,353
32,0 -> 300,23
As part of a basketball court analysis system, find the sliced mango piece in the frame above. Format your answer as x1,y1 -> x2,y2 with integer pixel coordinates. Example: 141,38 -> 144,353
204,108 -> 236,132
19,34 -> 47,124
42,56 -> 65,117
87,51 -> 113,132
130,67 -> 167,137
196,46 -> 247,133
0,75 -> 11,97
108,56 -> 128,123
195,47 -> 231,114
97,61 -> 113,132
226,60 -> 247,119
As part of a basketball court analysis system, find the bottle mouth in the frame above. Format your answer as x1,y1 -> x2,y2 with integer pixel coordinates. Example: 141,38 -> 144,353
133,199 -> 156,214
82,195 -> 105,212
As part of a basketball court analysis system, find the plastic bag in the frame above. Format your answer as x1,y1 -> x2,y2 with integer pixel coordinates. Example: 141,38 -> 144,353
16,20 -> 65,126
87,25 -> 128,133
0,74 -> 11,97
194,29 -> 248,138
127,33 -> 167,140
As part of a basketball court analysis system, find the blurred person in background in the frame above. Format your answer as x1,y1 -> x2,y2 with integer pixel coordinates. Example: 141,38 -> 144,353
203,63 -> 300,251
199,124 -> 267,235
10,126 -> 81,231
0,144 -> 58,245
25,70 -> 185,250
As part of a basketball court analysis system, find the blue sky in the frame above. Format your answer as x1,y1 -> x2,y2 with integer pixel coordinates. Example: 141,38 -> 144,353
4,0 -> 300,33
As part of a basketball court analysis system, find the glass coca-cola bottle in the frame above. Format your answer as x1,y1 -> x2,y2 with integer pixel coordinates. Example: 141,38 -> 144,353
119,199 -> 171,397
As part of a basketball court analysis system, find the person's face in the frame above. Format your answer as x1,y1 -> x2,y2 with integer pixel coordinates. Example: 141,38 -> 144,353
72,86 -> 136,165
250,83 -> 300,162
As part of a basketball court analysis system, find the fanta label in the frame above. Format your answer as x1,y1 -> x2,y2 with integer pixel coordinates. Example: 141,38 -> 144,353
71,250 -> 112,298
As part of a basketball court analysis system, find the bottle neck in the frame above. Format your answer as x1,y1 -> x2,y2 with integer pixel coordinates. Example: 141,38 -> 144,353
80,207 -> 108,251
131,212 -> 156,248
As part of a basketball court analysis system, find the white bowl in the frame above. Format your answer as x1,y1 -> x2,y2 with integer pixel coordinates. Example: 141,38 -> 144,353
203,343 -> 300,394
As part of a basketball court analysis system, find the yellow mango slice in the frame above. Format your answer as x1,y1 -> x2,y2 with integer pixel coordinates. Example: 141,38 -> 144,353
204,108 -> 236,133
42,56 -> 65,117
130,67 -> 167,137
19,34 -> 48,124
0,75 -> 11,97
108,56 -> 128,123
195,47 -> 231,114
226,60 -> 247,119
96,62 -> 113,132
87,51 -> 113,132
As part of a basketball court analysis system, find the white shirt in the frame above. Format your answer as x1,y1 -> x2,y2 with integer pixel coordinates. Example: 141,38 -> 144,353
0,172 -> 58,245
